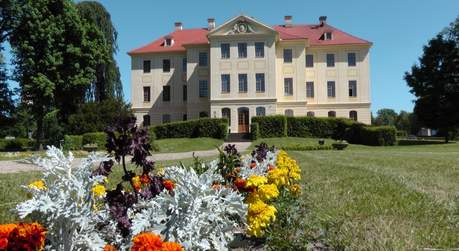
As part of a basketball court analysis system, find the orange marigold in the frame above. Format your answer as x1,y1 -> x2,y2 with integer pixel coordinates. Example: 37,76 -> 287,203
161,242 -> 184,251
131,232 -> 163,251
6,223 -> 46,251
234,178 -> 246,190
104,244 -> 118,251
0,224 -> 17,250
140,174 -> 151,184
163,179 -> 175,191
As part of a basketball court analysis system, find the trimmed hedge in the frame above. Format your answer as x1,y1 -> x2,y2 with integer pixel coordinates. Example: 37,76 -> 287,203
345,125 -> 397,146
0,138 -> 34,151
251,115 -> 287,138
286,116 -> 355,139
398,139 -> 447,146
152,118 -> 228,140
63,135 -> 83,150
280,145 -> 333,151
82,132 -> 106,150
250,122 -> 260,140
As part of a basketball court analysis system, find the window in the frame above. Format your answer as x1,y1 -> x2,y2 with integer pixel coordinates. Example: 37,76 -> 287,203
182,58 -> 187,72
162,59 -> 170,72
183,85 -> 187,101
283,49 -> 292,63
162,86 -> 170,101
199,52 -> 208,66
307,111 -> 315,117
255,42 -> 264,58
256,107 -> 266,116
199,80 -> 208,97
285,109 -> 294,117
222,108 -> 231,125
284,78 -> 293,96
162,114 -> 171,123
349,80 -> 357,97
143,86 -> 151,102
327,81 -> 335,97
349,110 -> 358,121
323,32 -> 332,40
143,115 -> 150,127
256,73 -> 265,92
165,38 -> 172,46
199,111 -> 208,118
306,82 -> 314,98
348,53 -> 356,67
238,43 -> 247,58
221,43 -> 230,59
326,54 -> 335,67
306,54 -> 314,68
328,111 -> 336,117
183,114 -> 187,121
143,60 -> 151,73
221,74 -> 230,93
238,74 -> 247,93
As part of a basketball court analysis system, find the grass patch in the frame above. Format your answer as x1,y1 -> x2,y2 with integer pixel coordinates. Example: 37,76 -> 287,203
154,137 -> 223,153
251,137 -> 333,150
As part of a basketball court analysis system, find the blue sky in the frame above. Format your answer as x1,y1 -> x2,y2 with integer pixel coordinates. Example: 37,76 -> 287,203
4,0 -> 459,113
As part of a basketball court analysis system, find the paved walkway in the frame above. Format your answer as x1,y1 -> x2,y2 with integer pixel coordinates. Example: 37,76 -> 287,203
0,142 -> 251,174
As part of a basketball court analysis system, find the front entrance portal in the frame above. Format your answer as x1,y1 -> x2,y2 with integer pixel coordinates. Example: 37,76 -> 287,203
238,108 -> 249,133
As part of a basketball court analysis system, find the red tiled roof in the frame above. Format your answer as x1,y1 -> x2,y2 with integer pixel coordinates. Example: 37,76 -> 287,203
128,24 -> 371,55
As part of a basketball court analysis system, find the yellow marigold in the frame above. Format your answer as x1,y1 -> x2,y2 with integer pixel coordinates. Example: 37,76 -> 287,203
92,184 -> 106,198
132,176 -> 141,191
289,184 -> 301,195
161,242 -> 184,251
247,200 -> 277,237
245,175 -> 267,189
131,232 -> 163,250
267,168 -> 289,187
28,180 -> 46,190
257,184 -> 279,201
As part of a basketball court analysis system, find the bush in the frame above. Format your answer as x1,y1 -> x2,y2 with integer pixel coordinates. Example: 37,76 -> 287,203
152,118 -> 228,139
82,132 -> 106,150
0,138 -> 34,151
346,125 -> 396,146
250,122 -> 260,140
252,115 -> 287,138
280,144 -> 333,151
286,116 -> 356,139
63,135 -> 83,150
398,139 -> 447,146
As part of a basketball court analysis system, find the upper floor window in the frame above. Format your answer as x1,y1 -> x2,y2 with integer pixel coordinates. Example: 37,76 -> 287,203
349,110 -> 358,121
256,73 -> 265,93
285,109 -> 294,117
238,74 -> 248,93
306,82 -> 314,98
199,52 -> 208,66
255,42 -> 264,58
183,85 -> 187,101
307,111 -> 315,117
162,114 -> 171,123
348,53 -> 356,67
306,54 -> 314,68
256,107 -> 266,116
221,43 -> 230,59
143,115 -> 150,127
182,58 -> 187,72
162,59 -> 171,72
199,80 -> 208,97
349,80 -> 357,97
143,60 -> 151,73
221,74 -> 230,93
326,54 -> 335,67
238,43 -> 247,58
143,86 -> 151,102
328,111 -> 336,117
283,49 -> 292,63
284,78 -> 293,96
327,81 -> 336,97
162,86 -> 170,101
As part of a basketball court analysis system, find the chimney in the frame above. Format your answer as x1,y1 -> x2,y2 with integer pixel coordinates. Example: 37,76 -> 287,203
207,18 -> 216,30
284,15 -> 293,27
319,16 -> 327,26
174,22 -> 183,31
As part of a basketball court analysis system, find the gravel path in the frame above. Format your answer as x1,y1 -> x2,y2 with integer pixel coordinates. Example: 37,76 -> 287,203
0,142 -> 251,174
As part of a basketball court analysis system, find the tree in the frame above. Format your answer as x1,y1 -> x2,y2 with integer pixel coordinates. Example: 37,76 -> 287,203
374,108 -> 398,126
395,110 -> 411,133
405,30 -> 459,142
0,52 -> 15,134
9,0 -> 106,148
77,1 -> 123,102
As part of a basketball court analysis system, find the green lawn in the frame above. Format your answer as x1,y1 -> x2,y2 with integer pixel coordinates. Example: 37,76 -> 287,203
154,137 -> 223,153
251,137 -> 333,149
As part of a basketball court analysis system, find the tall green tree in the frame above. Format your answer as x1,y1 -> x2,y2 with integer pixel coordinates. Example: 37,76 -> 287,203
9,0 -> 106,148
405,27 -> 459,142
77,1 -> 123,101
374,108 -> 398,126
0,52 -> 15,133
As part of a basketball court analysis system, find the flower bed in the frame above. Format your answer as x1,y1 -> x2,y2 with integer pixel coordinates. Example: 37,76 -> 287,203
2,117 -> 301,250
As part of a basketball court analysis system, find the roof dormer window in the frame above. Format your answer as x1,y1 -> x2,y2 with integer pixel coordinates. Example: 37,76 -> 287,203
322,32 -> 333,40
164,36 -> 174,47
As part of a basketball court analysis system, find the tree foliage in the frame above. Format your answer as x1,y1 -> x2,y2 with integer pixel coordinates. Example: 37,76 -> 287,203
373,108 -> 398,127
77,1 -> 123,102
0,52 -> 15,132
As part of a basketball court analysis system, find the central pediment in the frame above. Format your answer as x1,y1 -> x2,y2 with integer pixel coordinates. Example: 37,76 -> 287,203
208,15 -> 278,38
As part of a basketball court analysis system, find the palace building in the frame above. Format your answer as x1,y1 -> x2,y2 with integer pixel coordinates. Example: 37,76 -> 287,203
129,15 -> 372,133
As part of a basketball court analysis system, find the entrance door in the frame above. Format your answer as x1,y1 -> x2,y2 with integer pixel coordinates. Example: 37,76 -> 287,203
238,108 -> 249,133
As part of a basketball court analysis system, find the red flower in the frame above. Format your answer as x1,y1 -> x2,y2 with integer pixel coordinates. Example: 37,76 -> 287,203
161,242 -> 184,251
140,174 -> 151,184
4,223 -> 46,251
163,179 -> 175,191
250,161 -> 257,169
267,164 -> 276,171
234,178 -> 246,190
131,232 -> 183,251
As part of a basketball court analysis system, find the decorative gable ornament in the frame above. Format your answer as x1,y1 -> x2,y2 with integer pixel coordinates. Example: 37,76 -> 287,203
228,21 -> 255,34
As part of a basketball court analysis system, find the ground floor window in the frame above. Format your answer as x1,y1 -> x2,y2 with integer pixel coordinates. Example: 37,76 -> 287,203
162,114 -> 171,123
285,109 -> 294,117
199,111 -> 208,118
222,108 -> 231,125
349,110 -> 358,121
183,114 -> 187,121
307,111 -> 315,117
256,107 -> 266,116
143,115 -> 150,126
328,111 -> 336,117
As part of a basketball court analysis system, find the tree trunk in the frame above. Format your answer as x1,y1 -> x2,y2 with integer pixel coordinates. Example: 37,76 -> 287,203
444,130 -> 449,143
36,114 -> 44,150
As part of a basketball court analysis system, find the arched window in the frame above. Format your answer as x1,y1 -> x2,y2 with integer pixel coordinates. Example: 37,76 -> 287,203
328,111 -> 336,117
285,109 -> 294,117
256,107 -> 266,117
349,110 -> 358,121
143,115 -> 150,127
222,108 -> 231,125
199,111 -> 208,118
307,111 -> 315,117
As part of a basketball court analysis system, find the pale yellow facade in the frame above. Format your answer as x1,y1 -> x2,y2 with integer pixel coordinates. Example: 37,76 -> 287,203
130,15 -> 372,133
